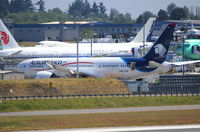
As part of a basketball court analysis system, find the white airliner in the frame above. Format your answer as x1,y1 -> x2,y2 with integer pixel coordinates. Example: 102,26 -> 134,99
19,23 -> 195,79
0,18 -> 155,59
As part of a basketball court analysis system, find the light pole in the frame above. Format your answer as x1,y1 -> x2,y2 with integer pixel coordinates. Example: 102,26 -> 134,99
181,19 -> 187,75
90,21 -> 93,57
59,21 -> 65,41
76,21 -> 80,78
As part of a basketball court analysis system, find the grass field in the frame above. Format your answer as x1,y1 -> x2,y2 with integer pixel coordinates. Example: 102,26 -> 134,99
1,96 -> 200,112
18,42 -> 37,47
1,109 -> 200,131
0,78 -> 129,97
18,41 -> 76,47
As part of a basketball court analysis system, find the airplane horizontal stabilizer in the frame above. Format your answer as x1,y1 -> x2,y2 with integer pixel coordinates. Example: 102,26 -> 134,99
167,60 -> 200,66
149,61 -> 168,68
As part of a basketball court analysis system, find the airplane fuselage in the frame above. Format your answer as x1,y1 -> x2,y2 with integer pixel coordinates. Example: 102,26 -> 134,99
0,42 -> 153,59
19,57 -> 169,80
176,39 -> 200,60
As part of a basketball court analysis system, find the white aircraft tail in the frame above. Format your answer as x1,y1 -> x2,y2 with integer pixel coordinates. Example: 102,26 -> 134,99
131,17 -> 156,43
0,19 -> 20,50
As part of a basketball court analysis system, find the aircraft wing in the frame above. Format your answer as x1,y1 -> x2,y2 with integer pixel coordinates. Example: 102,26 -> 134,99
0,50 -> 22,57
149,61 -> 168,68
46,62 -> 94,78
165,60 -> 200,66
46,62 -> 76,78
94,50 -> 133,57
103,52 -> 132,57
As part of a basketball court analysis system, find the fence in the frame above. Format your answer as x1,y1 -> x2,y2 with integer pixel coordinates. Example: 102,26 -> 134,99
0,92 -> 199,100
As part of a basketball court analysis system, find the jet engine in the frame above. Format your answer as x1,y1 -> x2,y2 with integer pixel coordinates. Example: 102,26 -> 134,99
35,71 -> 57,79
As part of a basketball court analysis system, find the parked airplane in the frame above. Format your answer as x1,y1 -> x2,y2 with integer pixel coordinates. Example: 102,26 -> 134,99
174,21 -> 200,40
18,23 -> 183,79
0,18 -> 155,59
186,21 -> 200,37
37,18 -> 156,47
175,39 -> 200,60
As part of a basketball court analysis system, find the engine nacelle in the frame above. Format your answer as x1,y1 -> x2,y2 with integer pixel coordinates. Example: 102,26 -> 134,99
35,71 -> 57,79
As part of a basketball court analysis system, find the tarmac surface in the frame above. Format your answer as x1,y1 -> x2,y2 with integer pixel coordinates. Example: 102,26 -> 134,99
15,125 -> 200,132
1,104 -> 200,117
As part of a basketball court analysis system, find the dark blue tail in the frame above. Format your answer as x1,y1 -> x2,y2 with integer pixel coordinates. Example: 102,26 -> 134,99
143,23 -> 176,64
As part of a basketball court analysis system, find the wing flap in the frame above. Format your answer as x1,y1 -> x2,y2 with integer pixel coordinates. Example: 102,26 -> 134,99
46,62 -> 93,78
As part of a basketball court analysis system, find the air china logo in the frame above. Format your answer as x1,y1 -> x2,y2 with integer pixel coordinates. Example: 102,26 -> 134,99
154,44 -> 166,57
0,31 -> 9,45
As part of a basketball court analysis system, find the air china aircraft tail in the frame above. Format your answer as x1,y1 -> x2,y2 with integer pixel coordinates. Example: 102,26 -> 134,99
0,19 -> 20,50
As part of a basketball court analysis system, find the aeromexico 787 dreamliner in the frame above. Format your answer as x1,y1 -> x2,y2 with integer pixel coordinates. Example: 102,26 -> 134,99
0,18 -> 155,59
19,23 -> 197,79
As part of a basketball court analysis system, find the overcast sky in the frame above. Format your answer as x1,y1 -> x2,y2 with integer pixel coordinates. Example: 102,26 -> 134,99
32,0 -> 200,19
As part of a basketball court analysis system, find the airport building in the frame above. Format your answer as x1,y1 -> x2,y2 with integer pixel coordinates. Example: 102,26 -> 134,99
3,19 -> 200,42
9,21 -> 143,42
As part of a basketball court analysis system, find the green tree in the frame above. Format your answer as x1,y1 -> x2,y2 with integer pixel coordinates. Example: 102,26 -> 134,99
36,0 -> 45,12
82,29 -> 95,39
0,0 -> 9,18
48,8 -> 70,22
83,0 -> 91,17
92,2 -> 99,14
98,2 -> 106,14
68,0 -> 84,19
109,8 -> 133,24
167,3 -> 177,15
170,7 -> 187,20
136,11 -> 155,23
157,9 -> 168,21
24,0 -> 35,11
123,13 -> 133,24
109,8 -> 120,21
136,15 -> 145,23
9,0 -> 34,13
183,6 -> 189,19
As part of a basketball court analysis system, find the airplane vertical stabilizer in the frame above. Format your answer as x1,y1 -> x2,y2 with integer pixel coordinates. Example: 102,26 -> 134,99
131,17 -> 156,43
144,23 -> 176,64
0,19 -> 20,50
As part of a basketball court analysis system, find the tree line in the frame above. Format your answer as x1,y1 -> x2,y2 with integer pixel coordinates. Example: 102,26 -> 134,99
0,0 -> 200,24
